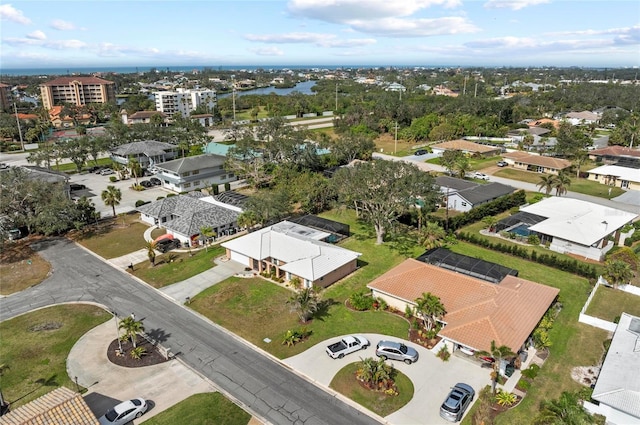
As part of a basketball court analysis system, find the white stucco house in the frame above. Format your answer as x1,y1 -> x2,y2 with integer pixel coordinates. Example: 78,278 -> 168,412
155,154 -> 236,193
520,197 -> 638,261
221,221 -> 361,289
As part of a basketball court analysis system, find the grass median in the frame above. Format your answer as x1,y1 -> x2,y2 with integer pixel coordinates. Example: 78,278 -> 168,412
0,304 -> 110,409
143,392 -> 251,425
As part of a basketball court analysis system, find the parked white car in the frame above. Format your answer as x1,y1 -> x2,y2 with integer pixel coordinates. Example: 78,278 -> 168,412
470,172 -> 489,180
98,398 -> 148,425
326,335 -> 370,359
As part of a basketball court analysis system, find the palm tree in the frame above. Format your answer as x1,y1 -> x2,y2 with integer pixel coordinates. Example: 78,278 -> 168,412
199,226 -> 216,251
237,210 -> 258,231
286,287 -> 319,323
145,240 -> 157,266
128,157 -> 142,186
534,391 -> 596,425
482,215 -> 498,233
414,292 -> 446,332
475,340 -> 515,394
118,316 -> 145,348
101,185 -> 122,217
553,172 -> 571,196
537,175 -> 557,196
603,259 -> 633,288
420,221 -> 446,250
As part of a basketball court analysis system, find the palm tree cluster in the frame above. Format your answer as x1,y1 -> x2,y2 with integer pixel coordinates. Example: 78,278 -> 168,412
414,292 -> 446,332
356,357 -> 397,392
118,316 -> 145,348
536,172 -> 571,197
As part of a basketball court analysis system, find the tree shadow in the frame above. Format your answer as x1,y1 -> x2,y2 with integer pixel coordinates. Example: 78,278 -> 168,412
10,374 -> 59,404
313,298 -> 340,322
145,328 -> 171,344
386,230 -> 420,257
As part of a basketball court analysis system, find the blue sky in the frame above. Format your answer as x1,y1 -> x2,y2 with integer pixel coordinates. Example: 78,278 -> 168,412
1,0 -> 639,69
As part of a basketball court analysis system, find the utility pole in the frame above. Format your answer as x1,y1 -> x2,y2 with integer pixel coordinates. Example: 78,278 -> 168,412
474,81 -> 478,98
394,121 -> 398,154
13,103 -> 24,152
335,83 -> 338,112
463,75 -> 468,96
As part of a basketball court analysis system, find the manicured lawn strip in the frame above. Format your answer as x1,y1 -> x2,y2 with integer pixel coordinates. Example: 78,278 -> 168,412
74,214 -> 149,259
329,362 -> 413,417
448,242 -> 610,425
493,168 -> 624,198
585,285 -> 640,321
143,392 -> 251,425
190,277 -> 410,359
0,241 -> 51,295
52,157 -> 114,174
469,155 -> 503,170
0,305 -> 110,409
131,246 -> 225,288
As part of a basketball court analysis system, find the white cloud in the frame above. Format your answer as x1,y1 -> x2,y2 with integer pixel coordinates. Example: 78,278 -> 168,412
245,32 -> 376,48
50,19 -> 77,31
549,25 -> 640,40
249,46 -> 285,56
3,37 -> 86,50
26,30 -> 47,40
288,0 -> 461,22
483,0 -> 550,11
349,17 -> 479,37
0,4 -> 32,25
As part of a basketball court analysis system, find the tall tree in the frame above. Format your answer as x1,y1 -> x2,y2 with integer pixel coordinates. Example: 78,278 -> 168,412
475,340 -> 515,394
603,260 -> 633,288
420,221 -> 446,250
553,172 -> 571,196
414,292 -> 446,331
440,150 -> 465,177
199,226 -> 216,251
287,287 -> 319,323
101,185 -> 122,217
537,175 -> 557,196
333,160 -> 438,244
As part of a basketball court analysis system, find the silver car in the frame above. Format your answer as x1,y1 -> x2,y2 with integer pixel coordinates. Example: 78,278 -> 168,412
440,383 -> 475,422
375,340 -> 419,364
98,398 -> 148,425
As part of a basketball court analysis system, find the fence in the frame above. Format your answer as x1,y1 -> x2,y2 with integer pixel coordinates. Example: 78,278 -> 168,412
578,276 -> 618,332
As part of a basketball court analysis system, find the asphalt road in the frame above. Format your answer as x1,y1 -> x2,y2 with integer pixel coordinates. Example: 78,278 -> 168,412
0,238 -> 381,425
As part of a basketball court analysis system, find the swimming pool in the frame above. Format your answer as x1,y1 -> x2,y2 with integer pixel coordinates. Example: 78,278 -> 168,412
510,224 -> 531,237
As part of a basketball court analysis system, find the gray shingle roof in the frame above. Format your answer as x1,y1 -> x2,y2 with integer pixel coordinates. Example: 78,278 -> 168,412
456,183 -> 516,205
156,154 -> 226,173
111,140 -> 176,156
435,176 -> 478,192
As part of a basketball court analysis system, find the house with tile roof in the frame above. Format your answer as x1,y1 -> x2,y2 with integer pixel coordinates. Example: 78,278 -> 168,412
565,111 -> 600,126
588,146 -> 640,168
0,386 -> 98,425
48,105 -> 92,129
155,154 -> 236,193
222,220 -> 361,288
585,313 -> 640,424
526,118 -> 560,129
137,192 -> 240,244
120,110 -> 168,125
520,197 -> 638,261
110,140 -> 177,169
367,258 -> 559,354
431,140 -> 502,157
587,165 -> 640,191
502,151 -> 571,175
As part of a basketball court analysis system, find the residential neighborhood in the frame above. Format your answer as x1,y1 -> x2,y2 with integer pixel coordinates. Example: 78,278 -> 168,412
1,64 -> 640,425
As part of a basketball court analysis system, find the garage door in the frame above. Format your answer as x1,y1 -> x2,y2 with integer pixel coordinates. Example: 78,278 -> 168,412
229,251 -> 250,267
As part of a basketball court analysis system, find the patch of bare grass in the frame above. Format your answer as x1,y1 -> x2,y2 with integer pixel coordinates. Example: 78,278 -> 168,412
0,239 -> 51,295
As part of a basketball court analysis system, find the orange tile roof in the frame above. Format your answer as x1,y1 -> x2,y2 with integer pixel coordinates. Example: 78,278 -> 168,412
503,151 -> 572,170
16,113 -> 38,120
367,259 -> 559,352
0,386 -> 98,425
589,146 -> 640,158
431,140 -> 501,154
527,118 -> 560,129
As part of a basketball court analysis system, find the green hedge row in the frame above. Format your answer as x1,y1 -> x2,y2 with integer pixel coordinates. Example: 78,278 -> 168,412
457,231 -> 598,278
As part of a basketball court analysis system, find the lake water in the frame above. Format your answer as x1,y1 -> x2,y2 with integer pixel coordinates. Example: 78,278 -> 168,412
218,80 -> 316,98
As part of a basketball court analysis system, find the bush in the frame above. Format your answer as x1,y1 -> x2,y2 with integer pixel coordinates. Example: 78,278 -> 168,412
224,182 -> 231,191
521,364 -> 540,380
109,176 -> 117,182
135,200 -> 150,207
527,234 -> 540,245
437,345 -> 451,361
516,378 -> 531,392
349,291 -> 374,311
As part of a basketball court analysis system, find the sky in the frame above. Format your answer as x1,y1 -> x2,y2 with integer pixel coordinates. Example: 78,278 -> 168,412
0,0 -> 639,70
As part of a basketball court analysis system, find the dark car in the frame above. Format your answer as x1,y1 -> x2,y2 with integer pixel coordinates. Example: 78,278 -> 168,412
140,180 -> 153,188
496,161 -> 508,167
150,177 -> 161,186
156,239 -> 180,253
70,183 -> 87,191
440,383 -> 475,422
414,149 -> 428,156
375,340 -> 419,364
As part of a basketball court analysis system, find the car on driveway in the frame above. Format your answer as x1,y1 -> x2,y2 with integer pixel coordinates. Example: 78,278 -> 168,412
414,149 -> 428,156
100,168 -> 115,176
375,340 -> 419,364
140,180 -> 153,188
326,335 -> 369,359
470,171 -> 489,180
156,238 -> 181,253
440,383 -> 475,422
98,398 -> 148,425
150,177 -> 161,186
496,161 -> 508,167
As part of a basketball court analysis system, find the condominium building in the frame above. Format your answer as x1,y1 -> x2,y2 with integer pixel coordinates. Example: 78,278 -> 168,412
0,82 -> 12,111
154,88 -> 216,118
39,76 -> 116,110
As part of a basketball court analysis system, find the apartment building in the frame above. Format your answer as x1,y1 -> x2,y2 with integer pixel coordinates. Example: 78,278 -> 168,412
154,88 -> 216,118
39,76 -> 116,110
0,82 -> 12,111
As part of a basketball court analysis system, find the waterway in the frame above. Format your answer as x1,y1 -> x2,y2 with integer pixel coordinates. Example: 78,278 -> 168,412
218,80 -> 316,98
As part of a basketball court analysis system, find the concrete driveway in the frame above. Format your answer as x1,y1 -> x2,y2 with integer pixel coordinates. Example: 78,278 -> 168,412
283,334 -> 489,425
67,318 -> 216,424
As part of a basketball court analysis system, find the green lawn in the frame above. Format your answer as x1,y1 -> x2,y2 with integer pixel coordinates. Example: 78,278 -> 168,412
143,393 -> 251,425
0,305 -> 110,409
51,157 -> 114,174
131,246 -> 225,288
330,362 -> 413,417
448,242 -> 610,425
585,285 -> 640,321
74,214 -> 149,259
493,168 -> 624,198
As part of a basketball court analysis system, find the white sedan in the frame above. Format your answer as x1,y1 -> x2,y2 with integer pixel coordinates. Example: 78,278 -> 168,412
470,172 -> 490,181
98,398 -> 148,425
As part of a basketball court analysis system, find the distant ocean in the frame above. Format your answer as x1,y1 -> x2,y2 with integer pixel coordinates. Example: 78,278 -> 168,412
0,64 -> 384,77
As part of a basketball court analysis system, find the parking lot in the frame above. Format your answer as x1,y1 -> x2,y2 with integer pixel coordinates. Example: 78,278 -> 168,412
283,334 -> 489,425
69,170 -> 168,217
